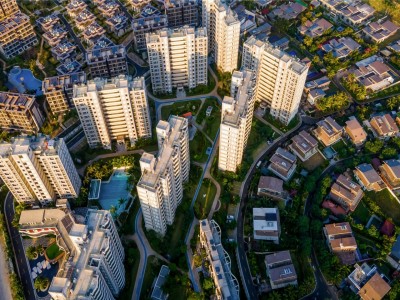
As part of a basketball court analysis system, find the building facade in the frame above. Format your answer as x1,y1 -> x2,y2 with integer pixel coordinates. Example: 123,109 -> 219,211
219,70 -> 255,172
0,0 -> 19,20
73,75 -> 152,149
242,37 -> 309,125
147,26 -> 208,94
0,92 -> 44,133
165,0 -> 199,28
202,0 -> 240,72
86,45 -> 128,79
136,116 -> 190,235
0,136 -> 81,205
42,72 -> 87,114
132,15 -> 168,52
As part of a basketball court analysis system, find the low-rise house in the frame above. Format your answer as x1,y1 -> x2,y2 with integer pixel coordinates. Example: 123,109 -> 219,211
388,40 -> 400,53
98,1 -> 120,18
313,116 -> 343,146
269,2 -> 306,20
253,207 -> 280,243
370,114 -> 399,138
265,251 -> 298,290
82,23 -> 106,45
380,159 -> 400,189
75,10 -> 96,31
51,42 -> 77,62
234,5 -> 256,34
324,222 -> 358,264
319,0 -> 374,27
249,22 -> 272,40
56,60 -> 82,75
388,235 -> 400,269
305,76 -> 331,91
257,176 -> 289,203
351,57 -> 394,92
298,18 -> 333,38
150,265 -> 170,300
345,119 -> 367,146
363,20 -> 399,43
105,14 -> 129,36
66,0 -> 87,17
354,163 -> 386,191
321,37 -> 361,59
307,88 -> 325,105
43,26 -> 68,47
348,263 -> 390,299
272,37 -> 289,50
289,130 -> 318,162
268,147 -> 297,181
36,14 -> 60,31
255,0 -> 272,9
329,174 -> 363,212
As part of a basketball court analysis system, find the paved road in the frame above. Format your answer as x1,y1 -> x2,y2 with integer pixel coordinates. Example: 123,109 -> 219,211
4,193 -> 36,300
0,240 -> 12,300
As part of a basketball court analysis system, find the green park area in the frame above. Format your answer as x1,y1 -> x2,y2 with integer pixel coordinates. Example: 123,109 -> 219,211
161,100 -> 201,120
45,243 -> 63,260
194,179 -> 217,219
196,98 -> 221,140
190,131 -> 211,163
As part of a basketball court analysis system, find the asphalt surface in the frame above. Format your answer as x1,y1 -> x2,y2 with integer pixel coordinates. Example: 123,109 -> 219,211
4,193 -> 36,300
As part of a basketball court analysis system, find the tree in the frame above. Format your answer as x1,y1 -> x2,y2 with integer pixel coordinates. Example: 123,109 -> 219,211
34,276 -> 49,291
367,225 -> 379,238
36,244 -> 44,255
387,96 -> 400,110
26,246 -> 38,260
316,92 -> 349,113
365,140 -> 384,154
202,278 -> 214,291
380,147 -> 397,160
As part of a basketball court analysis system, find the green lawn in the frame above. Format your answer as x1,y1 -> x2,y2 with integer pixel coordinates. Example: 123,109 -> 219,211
117,244 -> 140,300
246,118 -> 277,156
196,98 -> 221,141
263,113 -> 300,133
45,243 -> 63,260
190,131 -> 212,163
196,98 -> 220,125
194,178 -> 217,219
331,139 -> 353,159
367,189 -> 400,225
352,201 -> 370,225
161,100 -> 201,120
140,256 -> 161,299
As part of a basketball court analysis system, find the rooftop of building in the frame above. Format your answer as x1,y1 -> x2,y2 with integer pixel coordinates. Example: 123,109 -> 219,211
355,163 -> 382,184
258,176 -> 284,193
43,72 -> 86,92
324,222 -> 353,236
253,207 -> 279,232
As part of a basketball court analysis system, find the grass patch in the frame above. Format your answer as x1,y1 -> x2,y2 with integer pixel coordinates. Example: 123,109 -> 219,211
352,201 -> 370,225
194,178 -> 217,219
161,100 -> 201,120
196,98 -> 220,125
118,241 -> 140,300
140,256 -> 161,299
263,113 -> 300,133
120,198 -> 141,235
190,131 -> 212,163
366,189 -> 400,225
246,118 -> 277,156
203,113 -> 221,141
45,243 -> 63,260
331,139 -> 354,159
71,144 -> 114,165
302,152 -> 326,171
186,71 -> 216,96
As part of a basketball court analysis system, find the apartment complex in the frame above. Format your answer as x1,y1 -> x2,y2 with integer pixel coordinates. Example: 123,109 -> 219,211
19,208 -> 125,299
137,116 -> 190,235
165,0 -> 199,28
200,219 -> 240,299
202,0 -> 240,72
0,12 -> 38,59
0,0 -> 19,20
73,75 -> 152,149
132,15 -> 168,51
0,135 -> 81,205
0,92 -> 44,133
86,45 -> 128,79
42,72 -> 87,114
242,38 -> 309,125
147,26 -> 207,94
219,70 -> 255,172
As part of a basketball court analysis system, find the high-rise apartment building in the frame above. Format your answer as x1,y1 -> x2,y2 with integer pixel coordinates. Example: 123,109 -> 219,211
147,26 -> 208,94
42,72 -> 87,114
73,75 -> 152,149
0,0 -> 19,20
202,0 -> 240,73
242,37 -> 309,125
219,70 -> 255,172
165,0 -> 199,28
0,92 -> 44,133
86,45 -> 128,79
0,12 -> 38,59
137,116 -> 190,235
19,208 -> 125,299
132,15 -> 168,52
0,135 -> 81,205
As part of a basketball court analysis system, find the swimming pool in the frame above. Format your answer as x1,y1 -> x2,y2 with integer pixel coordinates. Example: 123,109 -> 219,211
98,170 -> 132,215
8,66 -> 43,96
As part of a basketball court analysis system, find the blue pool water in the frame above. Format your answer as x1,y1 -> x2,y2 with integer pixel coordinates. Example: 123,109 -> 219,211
98,170 -> 131,214
8,66 -> 43,96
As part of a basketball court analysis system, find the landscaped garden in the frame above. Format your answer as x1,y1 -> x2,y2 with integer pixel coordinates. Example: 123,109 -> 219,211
196,98 -> 221,141
161,100 -> 201,120
194,178 -> 217,219
45,243 -> 64,260
190,131 -> 212,163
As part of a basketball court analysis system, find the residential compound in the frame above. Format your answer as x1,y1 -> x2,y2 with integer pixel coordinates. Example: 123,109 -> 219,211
73,75 -> 152,149
132,15 -> 168,51
329,174 -> 364,212
164,0 -> 199,28
200,219 -> 239,300
0,11 -> 38,59
0,92 -> 44,133
42,72 -> 87,114
137,116 -> 190,235
218,70 -> 255,172
313,117 -> 343,146
265,251 -> 298,290
243,37 -> 309,125
146,26 -> 208,94
19,208 -> 125,299
0,0 -> 19,20
202,0 -> 240,72
86,45 -> 128,79
253,207 -> 281,243
324,222 -> 358,265
0,135 -> 81,206
370,114 -> 399,138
